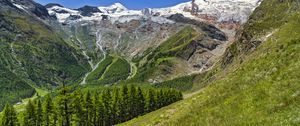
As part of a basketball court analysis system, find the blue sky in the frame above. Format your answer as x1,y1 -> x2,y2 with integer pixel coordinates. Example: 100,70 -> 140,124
35,0 -> 191,9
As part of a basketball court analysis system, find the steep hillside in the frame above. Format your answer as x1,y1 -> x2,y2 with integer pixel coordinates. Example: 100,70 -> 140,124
121,0 -> 300,125
131,24 -> 226,83
0,0 -> 89,109
85,55 -> 131,85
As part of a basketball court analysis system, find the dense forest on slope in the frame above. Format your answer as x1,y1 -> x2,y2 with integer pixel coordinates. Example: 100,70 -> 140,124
0,0 -> 90,110
121,0 -> 300,125
0,85 -> 182,126
86,55 -> 131,85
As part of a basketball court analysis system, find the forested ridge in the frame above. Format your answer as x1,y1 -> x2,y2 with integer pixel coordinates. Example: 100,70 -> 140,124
0,85 -> 182,126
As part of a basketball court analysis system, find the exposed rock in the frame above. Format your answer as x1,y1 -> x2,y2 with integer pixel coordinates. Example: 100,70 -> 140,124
142,8 -> 152,16
12,0 -> 52,20
168,14 -> 227,41
77,5 -> 102,17
66,15 -> 82,20
45,3 -> 63,8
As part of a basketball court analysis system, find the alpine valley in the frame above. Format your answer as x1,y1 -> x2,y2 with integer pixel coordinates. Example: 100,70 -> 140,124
0,0 -> 300,126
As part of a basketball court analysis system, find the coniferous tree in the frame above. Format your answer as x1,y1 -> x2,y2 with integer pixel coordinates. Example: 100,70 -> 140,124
129,85 -> 138,118
9,104 -> 18,126
119,85 -> 129,122
136,87 -> 145,116
95,96 -> 105,126
156,89 -> 163,108
52,107 -> 58,126
178,91 -> 183,101
1,103 -> 18,126
7,85 -> 182,126
23,100 -> 36,126
36,99 -> 43,126
57,84 -> 71,126
85,91 -> 94,126
71,91 -> 85,126
1,103 -> 11,126
43,95 -> 54,126
111,87 -> 121,124
146,89 -> 156,112
92,93 -> 100,126
101,89 -> 112,126
165,90 -> 172,105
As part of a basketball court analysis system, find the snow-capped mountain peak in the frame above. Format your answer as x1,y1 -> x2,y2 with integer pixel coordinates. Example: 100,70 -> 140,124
153,0 -> 261,23
98,3 -> 128,14
110,3 -> 128,11
46,0 -> 261,27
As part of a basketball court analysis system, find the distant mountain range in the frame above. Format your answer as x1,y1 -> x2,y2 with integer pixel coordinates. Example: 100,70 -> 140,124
41,0 -> 261,25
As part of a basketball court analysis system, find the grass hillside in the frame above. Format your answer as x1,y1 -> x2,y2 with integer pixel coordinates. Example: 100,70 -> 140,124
131,26 -> 202,83
121,0 -> 300,125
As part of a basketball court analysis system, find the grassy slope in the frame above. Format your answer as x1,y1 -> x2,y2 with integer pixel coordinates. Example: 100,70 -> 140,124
86,55 -> 131,85
121,0 -> 300,125
131,26 -> 201,82
86,55 -> 114,83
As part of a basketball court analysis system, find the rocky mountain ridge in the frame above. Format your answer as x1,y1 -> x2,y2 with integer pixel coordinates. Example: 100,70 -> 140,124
45,0 -> 261,28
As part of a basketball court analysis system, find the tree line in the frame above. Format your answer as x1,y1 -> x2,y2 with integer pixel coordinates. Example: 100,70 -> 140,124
0,85 -> 182,126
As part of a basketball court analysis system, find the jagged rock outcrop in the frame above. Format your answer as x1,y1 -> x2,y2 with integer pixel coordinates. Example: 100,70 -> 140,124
77,5 -> 102,17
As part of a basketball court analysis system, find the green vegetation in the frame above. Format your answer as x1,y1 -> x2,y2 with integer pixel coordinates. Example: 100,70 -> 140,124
86,55 -> 114,83
132,26 -> 201,82
14,88 -> 49,112
100,58 -> 131,84
87,55 -> 131,85
0,65 -> 36,111
121,0 -> 300,125
0,85 -> 182,126
0,104 -> 18,126
0,3 -> 89,110
155,75 -> 195,91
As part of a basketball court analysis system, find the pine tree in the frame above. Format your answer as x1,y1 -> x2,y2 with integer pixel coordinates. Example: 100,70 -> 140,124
129,85 -> 137,118
95,96 -> 105,126
92,93 -> 100,126
165,90 -> 172,105
111,87 -> 121,124
57,84 -> 71,126
156,89 -> 163,108
52,108 -> 58,126
24,100 -> 36,126
101,89 -> 112,126
119,85 -> 129,122
1,103 -> 11,126
70,91 -> 85,126
136,87 -> 145,116
178,91 -> 183,101
85,91 -> 94,126
1,103 -> 18,126
43,95 -> 54,126
36,99 -> 43,126
9,104 -> 18,126
146,89 -> 156,112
